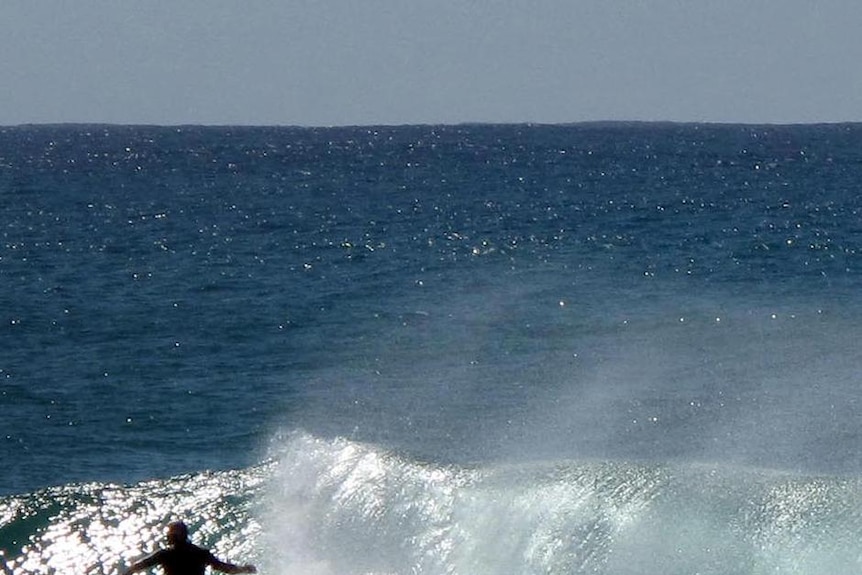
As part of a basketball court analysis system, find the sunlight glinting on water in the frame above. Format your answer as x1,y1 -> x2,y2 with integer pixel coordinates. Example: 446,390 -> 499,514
1,469 -> 264,575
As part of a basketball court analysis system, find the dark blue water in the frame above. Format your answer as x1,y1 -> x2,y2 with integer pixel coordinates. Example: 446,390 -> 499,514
3,123 -> 862,574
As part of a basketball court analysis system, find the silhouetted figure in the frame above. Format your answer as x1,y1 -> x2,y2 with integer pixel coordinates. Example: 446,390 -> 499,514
123,521 -> 256,575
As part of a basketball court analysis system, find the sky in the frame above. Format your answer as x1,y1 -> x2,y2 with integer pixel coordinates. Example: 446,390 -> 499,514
1,1 -> 861,126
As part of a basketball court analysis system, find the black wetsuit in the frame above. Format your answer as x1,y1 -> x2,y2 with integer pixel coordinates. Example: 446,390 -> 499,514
134,543 -> 218,575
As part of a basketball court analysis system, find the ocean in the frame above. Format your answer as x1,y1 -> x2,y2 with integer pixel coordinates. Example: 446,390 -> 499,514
2,122 -> 862,574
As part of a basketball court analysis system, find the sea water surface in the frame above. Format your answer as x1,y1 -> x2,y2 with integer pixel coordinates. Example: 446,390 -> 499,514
2,123 -> 862,574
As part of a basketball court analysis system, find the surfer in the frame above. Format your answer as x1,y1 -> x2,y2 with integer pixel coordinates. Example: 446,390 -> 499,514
122,521 -> 257,575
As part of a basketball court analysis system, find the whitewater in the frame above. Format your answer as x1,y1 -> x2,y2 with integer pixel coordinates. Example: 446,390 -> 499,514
7,434 -> 862,575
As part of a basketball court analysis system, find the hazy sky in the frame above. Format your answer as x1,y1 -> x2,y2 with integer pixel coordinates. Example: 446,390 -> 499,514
2,1 -> 861,126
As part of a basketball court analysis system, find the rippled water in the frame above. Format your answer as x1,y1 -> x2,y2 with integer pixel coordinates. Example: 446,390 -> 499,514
4,123 -> 862,573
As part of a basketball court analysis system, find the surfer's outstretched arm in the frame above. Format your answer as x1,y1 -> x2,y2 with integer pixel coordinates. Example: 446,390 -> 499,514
208,557 -> 257,574
121,553 -> 160,575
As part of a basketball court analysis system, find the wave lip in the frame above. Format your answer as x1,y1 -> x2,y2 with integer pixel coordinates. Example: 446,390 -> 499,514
262,432 -> 862,575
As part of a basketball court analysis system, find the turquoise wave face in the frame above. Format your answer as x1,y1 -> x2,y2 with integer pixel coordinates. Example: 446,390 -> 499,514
5,432 -> 862,575
0,467 -> 265,575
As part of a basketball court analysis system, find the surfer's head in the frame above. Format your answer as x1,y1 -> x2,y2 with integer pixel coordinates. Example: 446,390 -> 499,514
166,521 -> 189,546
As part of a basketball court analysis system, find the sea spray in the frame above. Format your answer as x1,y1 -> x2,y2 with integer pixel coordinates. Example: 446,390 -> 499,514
261,432 -> 862,575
